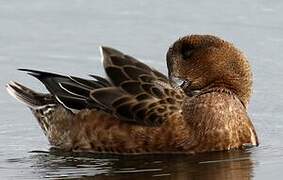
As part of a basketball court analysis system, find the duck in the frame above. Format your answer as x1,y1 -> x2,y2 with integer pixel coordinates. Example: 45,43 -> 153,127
6,34 -> 259,154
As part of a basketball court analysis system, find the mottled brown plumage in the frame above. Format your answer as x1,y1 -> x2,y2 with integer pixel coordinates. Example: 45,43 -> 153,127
6,34 -> 258,154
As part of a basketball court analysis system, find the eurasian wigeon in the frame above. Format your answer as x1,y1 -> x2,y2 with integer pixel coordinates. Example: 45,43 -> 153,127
6,35 -> 258,154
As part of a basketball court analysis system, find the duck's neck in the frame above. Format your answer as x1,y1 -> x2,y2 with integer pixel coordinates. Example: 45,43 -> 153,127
205,71 -> 252,109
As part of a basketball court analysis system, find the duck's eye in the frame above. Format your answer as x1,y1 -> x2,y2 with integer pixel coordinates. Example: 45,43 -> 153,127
181,45 -> 195,60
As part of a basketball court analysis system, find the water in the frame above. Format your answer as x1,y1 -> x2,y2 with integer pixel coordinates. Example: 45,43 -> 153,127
0,0 -> 283,179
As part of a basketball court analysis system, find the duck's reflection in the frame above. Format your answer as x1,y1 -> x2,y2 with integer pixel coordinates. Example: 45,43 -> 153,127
29,148 -> 255,179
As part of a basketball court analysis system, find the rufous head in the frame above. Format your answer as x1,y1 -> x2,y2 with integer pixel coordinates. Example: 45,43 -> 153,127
167,35 -> 252,107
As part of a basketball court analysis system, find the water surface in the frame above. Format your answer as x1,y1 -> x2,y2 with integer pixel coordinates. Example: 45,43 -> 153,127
1,0 -> 283,179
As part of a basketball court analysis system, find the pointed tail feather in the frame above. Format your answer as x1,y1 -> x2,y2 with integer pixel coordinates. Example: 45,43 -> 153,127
6,81 -> 55,109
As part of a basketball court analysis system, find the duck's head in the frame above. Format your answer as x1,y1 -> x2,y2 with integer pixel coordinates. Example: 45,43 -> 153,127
167,35 -> 252,107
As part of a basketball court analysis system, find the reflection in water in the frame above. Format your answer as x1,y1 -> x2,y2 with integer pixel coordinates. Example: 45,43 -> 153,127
14,148 -> 255,179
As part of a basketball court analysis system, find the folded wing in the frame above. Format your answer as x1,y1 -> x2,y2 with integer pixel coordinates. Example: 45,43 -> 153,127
20,47 -> 185,126
90,47 -> 185,126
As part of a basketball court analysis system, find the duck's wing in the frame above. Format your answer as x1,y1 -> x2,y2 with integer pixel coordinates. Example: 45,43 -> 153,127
89,47 -> 185,126
19,47 -> 185,126
17,69 -> 111,113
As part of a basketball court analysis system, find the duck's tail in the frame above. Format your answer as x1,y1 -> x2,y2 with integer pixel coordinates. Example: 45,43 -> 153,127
6,81 -> 56,109
6,81 -> 74,148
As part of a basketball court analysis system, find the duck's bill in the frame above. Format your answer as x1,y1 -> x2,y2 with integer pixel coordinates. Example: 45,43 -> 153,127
169,75 -> 200,97
169,76 -> 187,88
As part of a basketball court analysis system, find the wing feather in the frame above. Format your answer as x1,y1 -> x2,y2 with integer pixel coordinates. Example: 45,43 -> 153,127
88,46 -> 185,126
19,46 -> 184,126
18,69 -> 111,112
